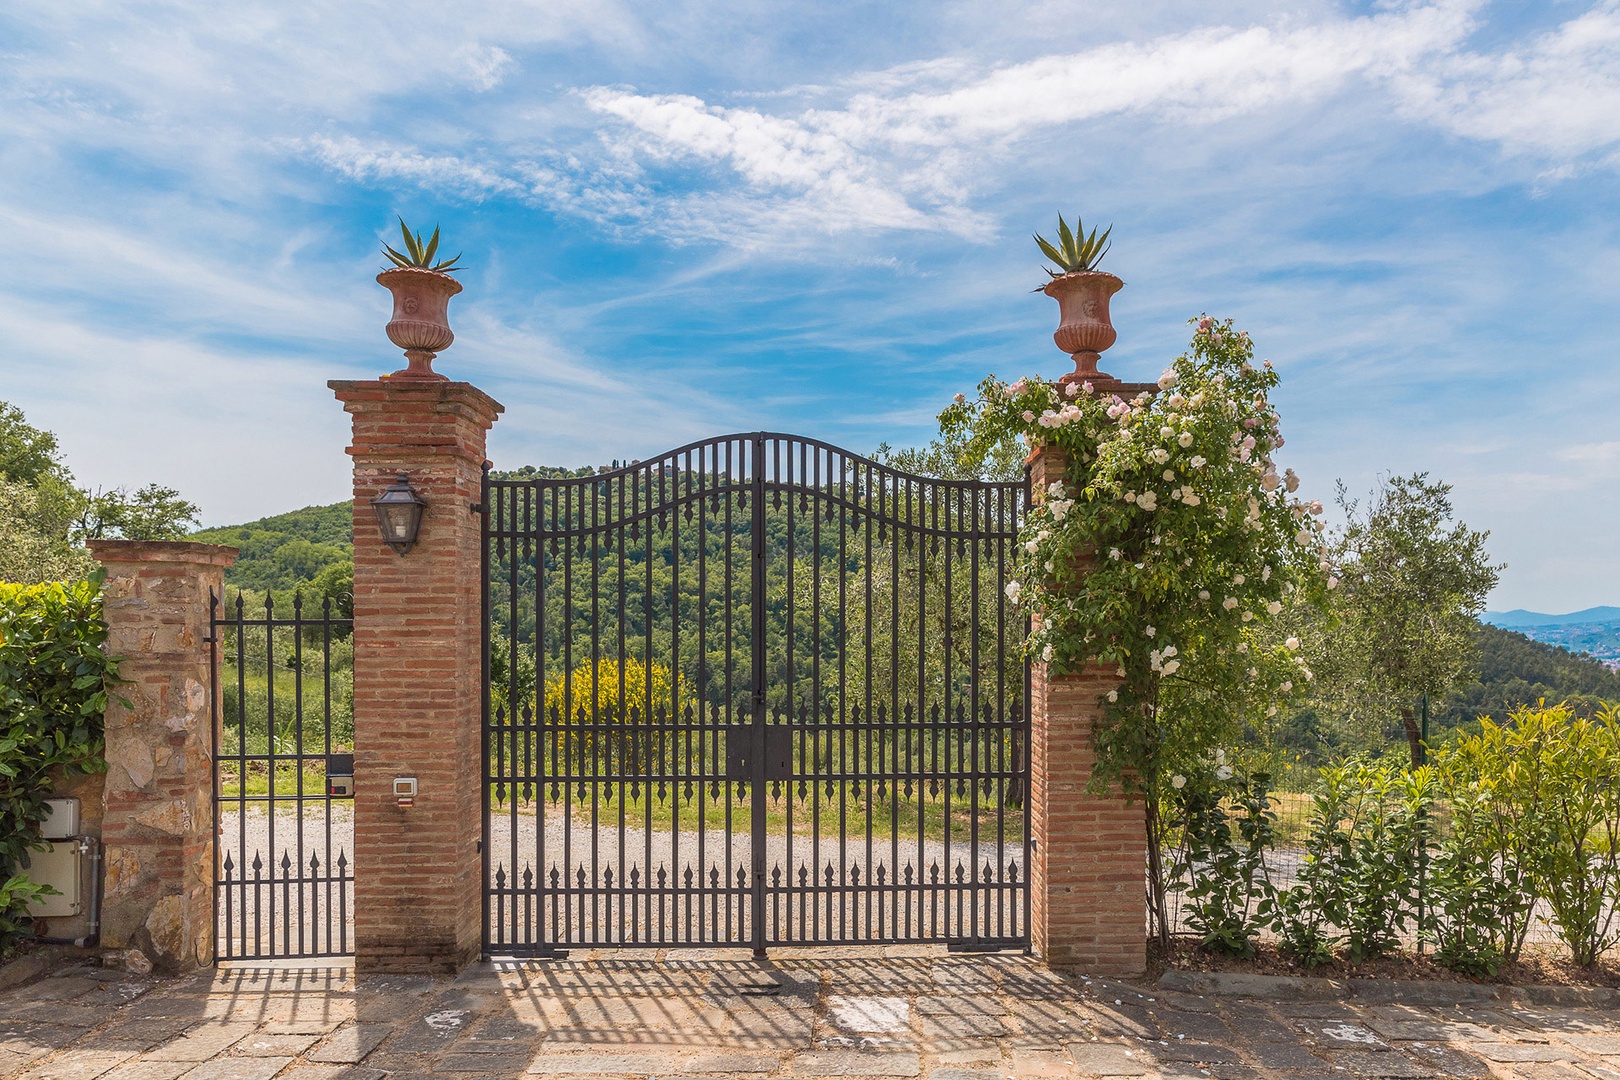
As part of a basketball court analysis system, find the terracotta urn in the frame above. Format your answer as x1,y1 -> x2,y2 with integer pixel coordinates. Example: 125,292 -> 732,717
377,266 -> 463,381
1042,270 -> 1124,384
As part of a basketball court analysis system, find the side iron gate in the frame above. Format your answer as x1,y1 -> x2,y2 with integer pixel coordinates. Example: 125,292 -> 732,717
482,434 -> 1030,955
211,590 -> 355,959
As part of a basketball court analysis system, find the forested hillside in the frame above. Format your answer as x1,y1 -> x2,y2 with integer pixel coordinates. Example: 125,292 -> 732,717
192,502 -> 351,592
1435,622 -> 1620,725
196,485 -> 1618,731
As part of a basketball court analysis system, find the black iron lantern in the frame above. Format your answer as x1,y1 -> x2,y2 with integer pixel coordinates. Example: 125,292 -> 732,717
371,472 -> 427,554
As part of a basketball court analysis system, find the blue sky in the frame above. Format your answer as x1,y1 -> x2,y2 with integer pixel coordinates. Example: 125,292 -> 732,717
1,0 -> 1616,613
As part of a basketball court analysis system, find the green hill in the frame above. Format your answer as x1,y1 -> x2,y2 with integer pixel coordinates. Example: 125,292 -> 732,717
192,502 -> 352,593
1436,622 -> 1620,726
196,495 -> 1620,729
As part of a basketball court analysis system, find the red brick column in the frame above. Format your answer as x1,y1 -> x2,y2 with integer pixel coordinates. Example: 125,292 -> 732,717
88,539 -> 237,972
330,379 -> 502,974
1026,445 -> 1147,976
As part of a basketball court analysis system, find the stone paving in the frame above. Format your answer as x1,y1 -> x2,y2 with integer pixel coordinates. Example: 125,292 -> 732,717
3,949 -> 1620,1080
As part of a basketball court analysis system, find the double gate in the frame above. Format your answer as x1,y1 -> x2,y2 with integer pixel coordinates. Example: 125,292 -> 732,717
482,433 -> 1030,955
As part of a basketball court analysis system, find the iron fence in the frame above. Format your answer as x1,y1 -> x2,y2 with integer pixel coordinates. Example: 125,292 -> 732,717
211,589 -> 354,960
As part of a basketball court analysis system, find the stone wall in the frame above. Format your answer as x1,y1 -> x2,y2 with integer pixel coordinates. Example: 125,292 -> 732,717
86,539 -> 236,972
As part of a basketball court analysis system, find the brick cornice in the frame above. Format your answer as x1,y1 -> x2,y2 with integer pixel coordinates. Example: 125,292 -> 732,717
329,378 -> 504,422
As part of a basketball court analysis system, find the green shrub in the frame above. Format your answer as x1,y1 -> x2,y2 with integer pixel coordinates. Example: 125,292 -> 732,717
1492,703 -> 1620,966
1425,719 -> 1540,974
0,574 -> 117,951
1173,767 -> 1276,958
1259,775 -> 1348,967
1257,758 -> 1430,965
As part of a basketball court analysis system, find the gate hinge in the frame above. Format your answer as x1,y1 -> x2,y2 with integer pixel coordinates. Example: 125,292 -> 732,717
469,502 -> 484,514
751,691 -> 766,707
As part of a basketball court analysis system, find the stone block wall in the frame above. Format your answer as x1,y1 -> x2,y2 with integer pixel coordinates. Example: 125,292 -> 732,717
86,539 -> 237,972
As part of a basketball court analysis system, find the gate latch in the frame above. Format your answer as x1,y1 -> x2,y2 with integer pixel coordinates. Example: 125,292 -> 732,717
326,754 -> 355,799
725,726 -> 792,782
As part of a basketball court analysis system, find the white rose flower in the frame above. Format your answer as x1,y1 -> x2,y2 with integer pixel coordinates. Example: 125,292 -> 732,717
1198,589 -> 1210,600
1267,601 -> 1282,616
1160,426 -> 1175,439
1004,582 -> 1022,604
1109,548 -> 1122,560
1160,659 -> 1180,676
1285,636 -> 1301,650
1242,610 -> 1254,622
1237,643 -> 1249,653
1106,689 -> 1118,702
1280,681 -> 1292,692
1223,597 -> 1239,610
1137,491 -> 1158,511
1215,765 -> 1234,781
953,393 -> 966,404
1233,574 -> 1246,585
1145,626 -> 1156,637
1191,455 -> 1206,468
1178,432 -> 1194,448
1327,575 -> 1339,589
1171,774 -> 1187,789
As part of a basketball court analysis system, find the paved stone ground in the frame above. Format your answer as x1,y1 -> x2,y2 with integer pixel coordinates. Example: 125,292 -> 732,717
3,948 -> 1619,1080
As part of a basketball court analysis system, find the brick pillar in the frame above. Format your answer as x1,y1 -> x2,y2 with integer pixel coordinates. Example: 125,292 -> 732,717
88,539 -> 237,972
330,379 -> 503,974
1026,444 -> 1148,976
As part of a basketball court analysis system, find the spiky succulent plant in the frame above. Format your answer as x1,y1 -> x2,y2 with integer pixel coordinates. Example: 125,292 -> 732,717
1034,214 -> 1111,277
382,218 -> 463,274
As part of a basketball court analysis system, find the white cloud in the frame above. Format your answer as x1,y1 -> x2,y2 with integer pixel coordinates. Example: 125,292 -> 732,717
1394,3 -> 1620,157
557,1 -> 1620,240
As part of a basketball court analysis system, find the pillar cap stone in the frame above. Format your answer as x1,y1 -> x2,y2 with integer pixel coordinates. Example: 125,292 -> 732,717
88,539 -> 238,568
329,378 -> 504,419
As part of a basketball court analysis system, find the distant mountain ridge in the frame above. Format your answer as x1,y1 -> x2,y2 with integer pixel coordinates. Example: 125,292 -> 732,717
1485,606 -> 1620,628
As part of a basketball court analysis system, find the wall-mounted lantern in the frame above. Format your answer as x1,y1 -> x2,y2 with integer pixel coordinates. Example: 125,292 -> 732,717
371,472 -> 428,554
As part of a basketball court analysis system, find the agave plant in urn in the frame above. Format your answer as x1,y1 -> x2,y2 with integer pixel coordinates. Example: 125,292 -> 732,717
377,218 -> 464,381
1035,214 -> 1123,388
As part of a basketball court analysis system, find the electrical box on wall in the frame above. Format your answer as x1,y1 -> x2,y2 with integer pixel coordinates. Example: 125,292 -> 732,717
41,798 -> 79,840
25,841 -> 82,917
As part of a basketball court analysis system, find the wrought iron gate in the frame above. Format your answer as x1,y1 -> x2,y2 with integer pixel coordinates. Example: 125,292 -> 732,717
211,590 -> 354,959
482,433 -> 1029,955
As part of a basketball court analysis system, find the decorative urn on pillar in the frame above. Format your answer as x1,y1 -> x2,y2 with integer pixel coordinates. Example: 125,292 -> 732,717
377,219 -> 464,382
1034,215 -> 1123,387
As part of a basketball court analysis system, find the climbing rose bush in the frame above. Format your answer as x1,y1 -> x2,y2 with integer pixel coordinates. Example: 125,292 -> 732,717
939,317 -> 1331,797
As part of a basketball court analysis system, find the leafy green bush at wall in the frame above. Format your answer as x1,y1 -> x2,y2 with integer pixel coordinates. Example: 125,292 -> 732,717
0,575 -> 117,952
1173,702 -> 1620,971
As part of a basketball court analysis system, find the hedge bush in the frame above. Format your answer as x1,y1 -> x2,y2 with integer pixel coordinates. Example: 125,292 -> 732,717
1169,702 -> 1620,971
0,574 -> 117,952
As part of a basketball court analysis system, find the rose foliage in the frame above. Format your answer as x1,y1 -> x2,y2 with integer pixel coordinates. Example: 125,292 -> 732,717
939,318 -> 1333,800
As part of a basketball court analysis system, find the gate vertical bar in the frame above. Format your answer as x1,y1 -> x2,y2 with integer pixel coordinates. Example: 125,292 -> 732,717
750,432 -> 768,957
479,463 -> 492,957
